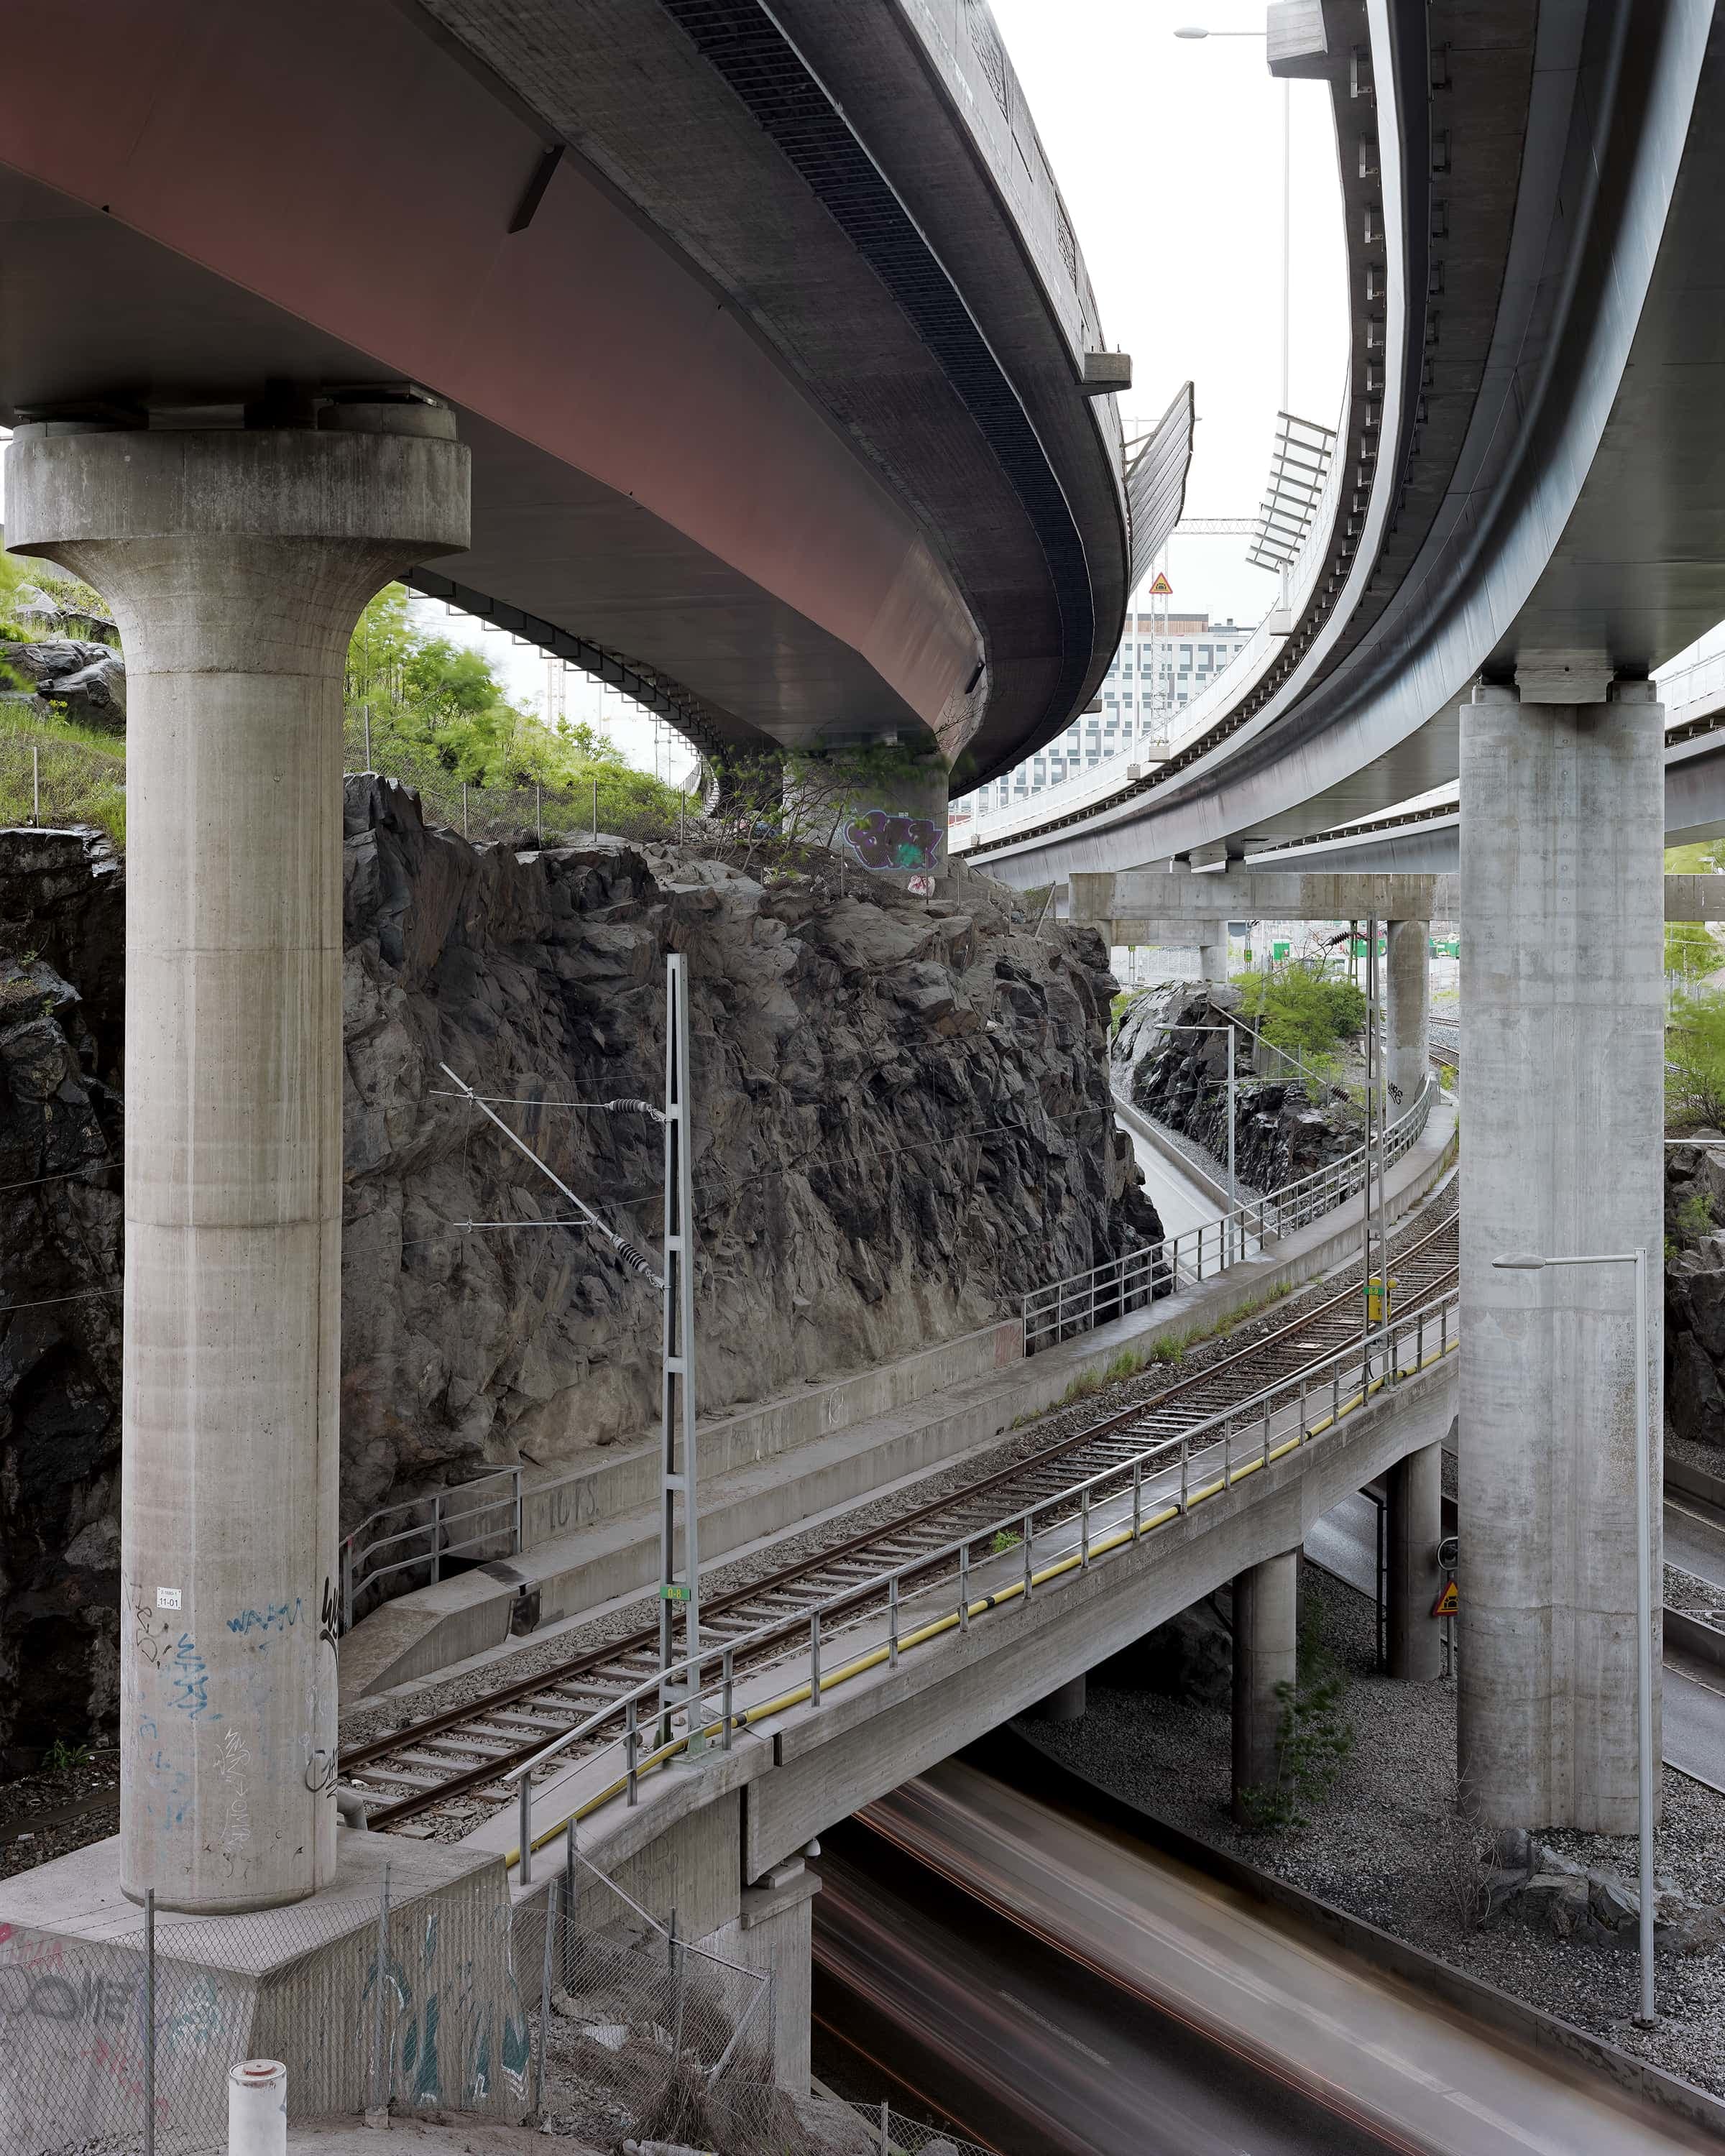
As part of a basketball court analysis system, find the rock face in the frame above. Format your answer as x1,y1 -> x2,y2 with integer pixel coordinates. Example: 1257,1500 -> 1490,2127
0,829 -> 125,1772
1113,982 -> 1354,1197
0,781 -> 1159,1768
0,639 -> 126,727
1665,1137 -> 1725,1445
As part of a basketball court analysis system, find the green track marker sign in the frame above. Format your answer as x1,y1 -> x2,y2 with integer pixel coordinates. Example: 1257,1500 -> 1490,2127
661,1580 -> 691,1603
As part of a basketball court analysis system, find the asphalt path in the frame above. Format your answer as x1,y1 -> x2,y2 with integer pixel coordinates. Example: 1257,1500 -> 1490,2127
827,1762 -> 1716,2156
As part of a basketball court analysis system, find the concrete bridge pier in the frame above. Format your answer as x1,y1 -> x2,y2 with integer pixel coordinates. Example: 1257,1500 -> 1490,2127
8,407 -> 470,1912
1386,1445 -> 1443,1682
1025,1672 -> 1087,1721
1459,677 -> 1664,1834
1198,923 -> 1229,986
1231,1549 -> 1299,1822
1384,918 -> 1430,1111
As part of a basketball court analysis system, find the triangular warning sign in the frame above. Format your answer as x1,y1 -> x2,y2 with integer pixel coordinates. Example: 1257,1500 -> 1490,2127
1432,1578 -> 1458,1617
1149,571 -> 1174,596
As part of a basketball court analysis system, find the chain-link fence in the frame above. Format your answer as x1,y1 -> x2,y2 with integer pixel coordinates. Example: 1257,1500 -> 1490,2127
340,714 -> 689,850
834,2099 -> 997,2156
0,1856 -> 532,2156
533,1841 -> 783,2152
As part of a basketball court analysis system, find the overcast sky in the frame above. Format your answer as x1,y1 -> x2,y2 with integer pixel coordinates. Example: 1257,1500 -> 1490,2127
991,0 -> 1348,629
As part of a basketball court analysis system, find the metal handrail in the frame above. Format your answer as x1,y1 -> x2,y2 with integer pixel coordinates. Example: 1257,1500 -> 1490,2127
341,1465 -> 523,1631
1024,1072 -> 1437,1353
492,1276 -> 1460,1868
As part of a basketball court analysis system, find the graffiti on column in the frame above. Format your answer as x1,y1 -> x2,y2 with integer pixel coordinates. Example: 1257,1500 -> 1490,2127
843,809 -> 944,874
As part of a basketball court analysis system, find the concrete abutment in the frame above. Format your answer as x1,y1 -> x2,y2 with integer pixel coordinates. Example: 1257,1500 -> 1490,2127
7,409 -> 470,1912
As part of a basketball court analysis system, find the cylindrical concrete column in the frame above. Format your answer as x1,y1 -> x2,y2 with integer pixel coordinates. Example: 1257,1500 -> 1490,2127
9,412 -> 469,1911
1459,678 -> 1663,1833
1384,918 -> 1430,1112
1232,1549 -> 1298,1821
1024,1672 -> 1086,1722
1197,923 -> 1228,985
1386,1444 -> 1443,1681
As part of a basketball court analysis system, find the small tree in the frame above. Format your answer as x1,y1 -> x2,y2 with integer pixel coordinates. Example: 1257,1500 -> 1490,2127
1236,1611 -> 1355,1834
1668,989 -> 1725,1130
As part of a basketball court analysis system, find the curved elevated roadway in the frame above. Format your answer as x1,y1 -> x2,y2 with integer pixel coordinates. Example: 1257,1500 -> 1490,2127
965,0 -> 1725,888
0,0 -> 1176,784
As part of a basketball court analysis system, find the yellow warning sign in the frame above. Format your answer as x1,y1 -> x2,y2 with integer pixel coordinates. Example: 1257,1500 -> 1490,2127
1432,1578 -> 1458,1617
1149,571 -> 1174,596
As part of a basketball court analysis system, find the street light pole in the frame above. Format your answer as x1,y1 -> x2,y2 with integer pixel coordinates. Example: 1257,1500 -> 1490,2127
1493,1246 -> 1656,2026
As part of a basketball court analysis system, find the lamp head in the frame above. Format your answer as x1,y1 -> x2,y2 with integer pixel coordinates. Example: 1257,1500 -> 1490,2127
1174,25 -> 1210,36
1491,1253 -> 1548,1271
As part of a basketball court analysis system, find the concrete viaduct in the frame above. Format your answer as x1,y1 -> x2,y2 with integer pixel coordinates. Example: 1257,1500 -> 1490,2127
0,0 -> 1187,1926
952,0 -> 1725,1857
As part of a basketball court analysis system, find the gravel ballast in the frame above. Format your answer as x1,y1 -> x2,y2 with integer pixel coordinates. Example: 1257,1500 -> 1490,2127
1024,1562 -> 1725,2100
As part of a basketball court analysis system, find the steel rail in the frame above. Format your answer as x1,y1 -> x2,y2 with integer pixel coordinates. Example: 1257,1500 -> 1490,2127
344,1208 -> 1457,1829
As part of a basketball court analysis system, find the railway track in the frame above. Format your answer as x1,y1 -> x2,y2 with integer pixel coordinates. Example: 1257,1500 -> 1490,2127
341,1204 -> 1460,1835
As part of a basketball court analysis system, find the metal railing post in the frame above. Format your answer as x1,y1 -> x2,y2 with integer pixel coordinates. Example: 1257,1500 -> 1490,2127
888,1576 -> 900,1667
625,1698 -> 640,1804
1180,1438 -> 1189,1512
1262,1396 -> 1271,1468
959,1545 -> 971,1631
1131,1457 -> 1142,1539
372,1864 -> 392,2122
722,1647 -> 735,1749
810,1609 -> 823,1707
535,1886 -> 556,2117
518,1774 -> 533,1886
1080,1489 -> 1091,1568
431,1491 -> 443,1585
512,1464 -> 525,1555
142,1887 -> 155,2156
1023,1513 -> 1035,1598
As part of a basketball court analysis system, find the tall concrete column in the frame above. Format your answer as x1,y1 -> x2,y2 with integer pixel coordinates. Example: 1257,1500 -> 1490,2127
1231,1549 -> 1298,1821
9,409 -> 469,1910
1024,1672 -> 1086,1722
1386,1445 -> 1443,1681
1384,918 -> 1430,1112
1197,923 -> 1229,985
1459,678 -> 1663,1833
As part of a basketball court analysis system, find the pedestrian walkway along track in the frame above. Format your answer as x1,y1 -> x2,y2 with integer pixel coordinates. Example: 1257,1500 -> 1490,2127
340,1207 -> 1459,1836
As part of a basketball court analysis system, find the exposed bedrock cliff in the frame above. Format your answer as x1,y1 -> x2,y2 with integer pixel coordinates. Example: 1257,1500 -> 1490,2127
0,780 -> 1158,1766
1112,982 -> 1355,1196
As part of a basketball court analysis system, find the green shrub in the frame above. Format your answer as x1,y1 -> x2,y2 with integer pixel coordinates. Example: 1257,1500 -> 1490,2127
1668,990 -> 1725,1130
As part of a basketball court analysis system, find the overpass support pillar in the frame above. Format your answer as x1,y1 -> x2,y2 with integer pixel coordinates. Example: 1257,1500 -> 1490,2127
1025,1672 -> 1087,1722
8,410 -> 470,1912
1386,1445 -> 1443,1682
796,747 -> 947,886
1197,923 -> 1229,986
1232,1549 -> 1298,1823
1384,919 -> 1430,1112
1459,678 -> 1663,1833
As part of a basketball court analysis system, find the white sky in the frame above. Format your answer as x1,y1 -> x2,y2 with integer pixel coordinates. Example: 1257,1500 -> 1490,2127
992,0 -> 1348,629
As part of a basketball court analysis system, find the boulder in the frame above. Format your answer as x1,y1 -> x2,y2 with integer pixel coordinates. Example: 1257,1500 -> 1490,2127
0,638 -> 126,729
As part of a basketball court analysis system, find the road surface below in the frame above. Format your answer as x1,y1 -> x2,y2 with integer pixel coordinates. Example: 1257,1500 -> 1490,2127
834,1760 -> 1716,2155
